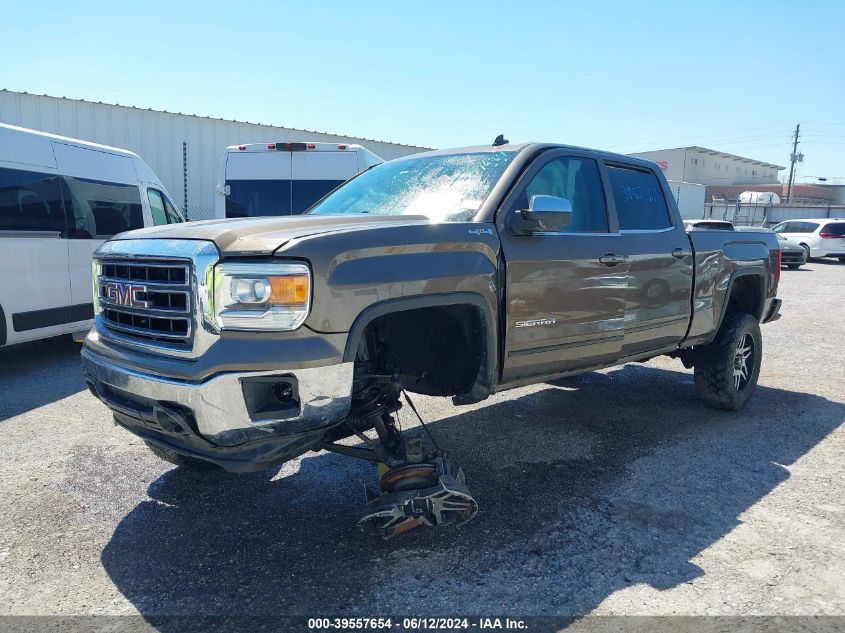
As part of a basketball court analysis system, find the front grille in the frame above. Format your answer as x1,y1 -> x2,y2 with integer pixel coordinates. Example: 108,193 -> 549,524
97,258 -> 193,348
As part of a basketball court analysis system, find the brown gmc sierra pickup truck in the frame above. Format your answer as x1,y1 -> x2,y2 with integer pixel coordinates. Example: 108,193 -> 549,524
82,141 -> 782,536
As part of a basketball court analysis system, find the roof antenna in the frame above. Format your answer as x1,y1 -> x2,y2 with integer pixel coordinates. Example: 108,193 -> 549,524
492,134 -> 509,147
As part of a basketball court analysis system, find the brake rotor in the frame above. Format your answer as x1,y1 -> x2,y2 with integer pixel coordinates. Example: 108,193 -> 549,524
379,463 -> 438,492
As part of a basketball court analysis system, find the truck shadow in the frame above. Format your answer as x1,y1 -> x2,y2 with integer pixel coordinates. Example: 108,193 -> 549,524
0,336 -> 85,421
101,364 -> 844,624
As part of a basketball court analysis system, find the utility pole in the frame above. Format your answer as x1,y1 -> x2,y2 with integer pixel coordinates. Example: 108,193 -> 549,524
785,123 -> 800,204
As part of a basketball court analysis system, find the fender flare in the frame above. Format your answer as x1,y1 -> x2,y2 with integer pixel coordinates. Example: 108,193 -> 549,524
342,292 -> 498,397
714,268 -> 767,333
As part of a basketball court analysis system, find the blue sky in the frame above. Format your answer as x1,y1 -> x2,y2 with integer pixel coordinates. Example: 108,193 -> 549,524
2,0 -> 844,182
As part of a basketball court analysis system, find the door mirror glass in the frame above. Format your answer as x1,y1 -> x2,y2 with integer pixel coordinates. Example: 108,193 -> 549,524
513,195 -> 573,233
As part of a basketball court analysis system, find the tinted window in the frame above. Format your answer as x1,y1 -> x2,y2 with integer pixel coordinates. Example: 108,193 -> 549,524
510,156 -> 608,232
771,222 -> 789,233
309,151 -> 516,221
163,195 -> 183,223
147,189 -> 168,226
147,188 -> 183,225
606,165 -> 672,230
62,177 -> 143,238
0,167 -> 68,234
802,222 -> 820,233
292,180 -> 344,214
226,180 -> 292,218
821,222 -> 845,236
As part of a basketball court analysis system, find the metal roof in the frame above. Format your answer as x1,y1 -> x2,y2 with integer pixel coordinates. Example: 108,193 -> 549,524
634,145 -> 785,170
0,89 -> 432,151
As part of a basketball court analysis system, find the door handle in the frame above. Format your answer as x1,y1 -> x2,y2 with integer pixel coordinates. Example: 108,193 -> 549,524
599,253 -> 626,267
672,248 -> 691,259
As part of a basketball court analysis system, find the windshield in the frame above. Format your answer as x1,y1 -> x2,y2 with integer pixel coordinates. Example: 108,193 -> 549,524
307,151 -> 517,221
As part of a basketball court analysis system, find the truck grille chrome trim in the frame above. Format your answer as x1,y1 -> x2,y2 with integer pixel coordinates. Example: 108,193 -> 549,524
93,239 -> 221,358
96,259 -> 193,348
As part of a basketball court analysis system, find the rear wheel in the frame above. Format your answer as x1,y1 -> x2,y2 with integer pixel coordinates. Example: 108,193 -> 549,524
144,440 -> 220,471
694,313 -> 762,411
801,244 -> 811,262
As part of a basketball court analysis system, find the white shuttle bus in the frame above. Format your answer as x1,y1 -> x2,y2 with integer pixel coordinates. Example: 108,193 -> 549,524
0,123 -> 184,348
215,141 -> 382,219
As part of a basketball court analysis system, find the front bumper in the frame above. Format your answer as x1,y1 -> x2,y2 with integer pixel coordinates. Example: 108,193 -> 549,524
780,250 -> 806,265
82,347 -> 354,471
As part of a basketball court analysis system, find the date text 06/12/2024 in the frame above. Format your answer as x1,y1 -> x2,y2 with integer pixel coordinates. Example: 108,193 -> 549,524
307,618 -> 528,630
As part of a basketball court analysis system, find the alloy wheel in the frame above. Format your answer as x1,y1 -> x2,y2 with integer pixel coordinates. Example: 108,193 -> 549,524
732,333 -> 755,392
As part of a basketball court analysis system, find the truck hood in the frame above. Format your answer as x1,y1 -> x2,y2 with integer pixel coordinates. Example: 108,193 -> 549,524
112,214 -> 433,255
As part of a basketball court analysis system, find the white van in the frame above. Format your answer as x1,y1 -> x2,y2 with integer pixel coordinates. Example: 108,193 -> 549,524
214,141 -> 382,219
0,123 -> 184,347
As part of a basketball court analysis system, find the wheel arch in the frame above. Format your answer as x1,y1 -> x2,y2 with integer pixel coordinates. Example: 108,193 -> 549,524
715,269 -> 767,332
342,292 -> 498,401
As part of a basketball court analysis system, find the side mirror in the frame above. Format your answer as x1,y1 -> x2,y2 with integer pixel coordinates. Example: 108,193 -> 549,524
510,195 -> 573,234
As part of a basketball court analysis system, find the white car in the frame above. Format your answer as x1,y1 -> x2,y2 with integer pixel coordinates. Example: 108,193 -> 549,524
0,123 -> 183,347
771,218 -> 845,263
214,142 -> 382,219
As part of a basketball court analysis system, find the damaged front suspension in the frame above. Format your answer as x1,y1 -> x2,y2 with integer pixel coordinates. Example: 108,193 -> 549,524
321,377 -> 478,538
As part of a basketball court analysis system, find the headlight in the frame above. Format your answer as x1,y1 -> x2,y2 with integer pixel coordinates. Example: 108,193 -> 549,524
211,262 -> 311,331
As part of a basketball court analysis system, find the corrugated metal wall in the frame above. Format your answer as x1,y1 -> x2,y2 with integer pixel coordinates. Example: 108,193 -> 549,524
0,90 -> 430,220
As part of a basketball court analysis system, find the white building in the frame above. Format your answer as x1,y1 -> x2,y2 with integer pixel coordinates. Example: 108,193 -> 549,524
630,146 -> 785,186
0,90 -> 430,220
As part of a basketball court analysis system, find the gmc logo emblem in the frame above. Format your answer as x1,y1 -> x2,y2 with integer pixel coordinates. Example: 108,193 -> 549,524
104,282 -> 151,308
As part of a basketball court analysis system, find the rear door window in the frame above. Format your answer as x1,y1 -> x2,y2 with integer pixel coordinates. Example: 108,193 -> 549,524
0,167 -> 68,235
821,222 -> 845,236
225,151 -> 293,218
291,152 -> 357,214
291,180 -> 345,213
509,156 -> 608,232
62,176 -> 144,238
606,164 -> 672,230
225,180 -> 292,217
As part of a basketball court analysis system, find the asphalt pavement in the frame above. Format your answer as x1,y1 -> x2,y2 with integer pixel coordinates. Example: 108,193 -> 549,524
0,261 -> 843,624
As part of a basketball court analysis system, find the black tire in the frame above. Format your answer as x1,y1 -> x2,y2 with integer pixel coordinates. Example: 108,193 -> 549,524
694,313 -> 762,411
801,245 -> 811,262
144,440 -> 220,471
838,257 -> 845,264
787,264 -> 800,270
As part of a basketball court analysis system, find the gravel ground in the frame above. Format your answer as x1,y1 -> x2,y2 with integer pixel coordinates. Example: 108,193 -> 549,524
0,261 -> 843,622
